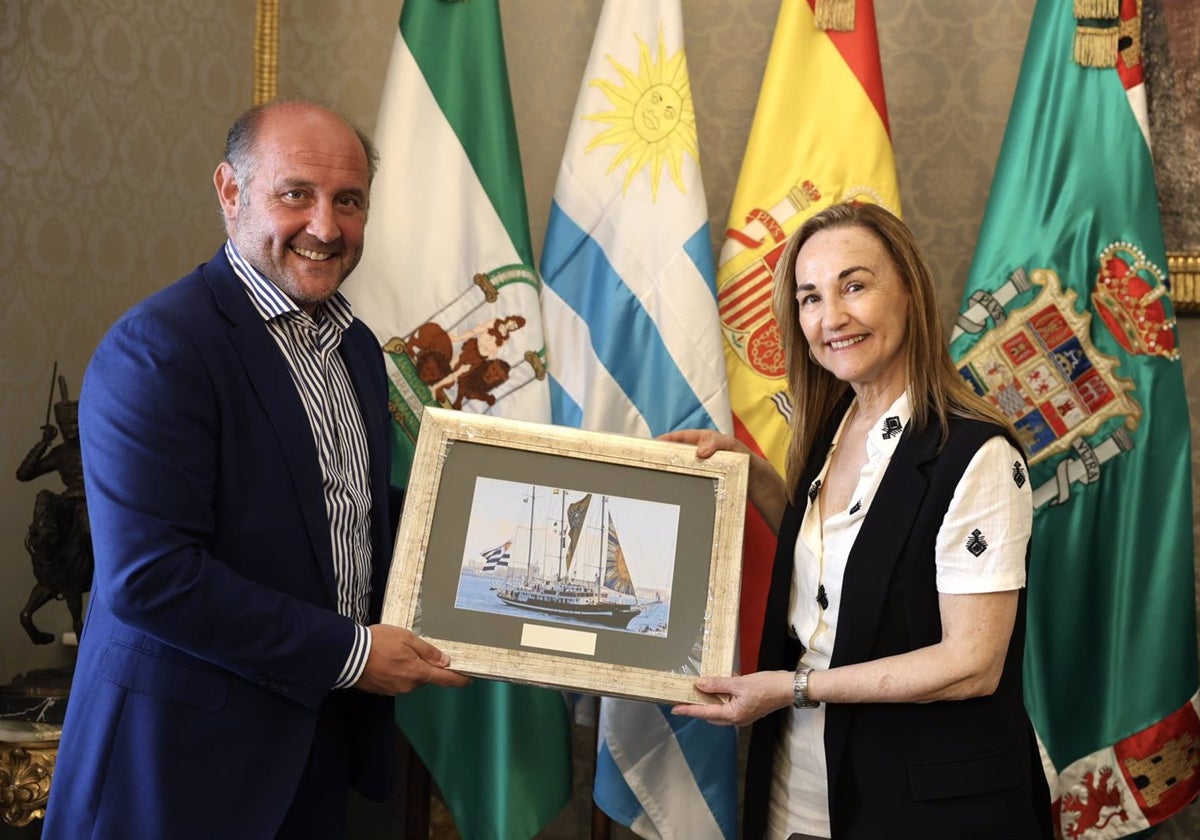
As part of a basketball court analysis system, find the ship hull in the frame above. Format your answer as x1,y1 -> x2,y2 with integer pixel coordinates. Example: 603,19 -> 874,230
496,588 -> 642,628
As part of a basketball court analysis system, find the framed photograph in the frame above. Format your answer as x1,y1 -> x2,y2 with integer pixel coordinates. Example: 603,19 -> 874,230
382,408 -> 748,705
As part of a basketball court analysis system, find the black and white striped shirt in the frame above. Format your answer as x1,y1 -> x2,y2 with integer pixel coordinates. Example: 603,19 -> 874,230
227,241 -> 373,690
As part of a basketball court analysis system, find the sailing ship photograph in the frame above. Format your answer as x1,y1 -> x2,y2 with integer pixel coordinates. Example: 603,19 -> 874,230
453,476 -> 679,636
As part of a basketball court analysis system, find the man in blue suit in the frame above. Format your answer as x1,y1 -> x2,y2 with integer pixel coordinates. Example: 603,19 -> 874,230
44,100 -> 470,839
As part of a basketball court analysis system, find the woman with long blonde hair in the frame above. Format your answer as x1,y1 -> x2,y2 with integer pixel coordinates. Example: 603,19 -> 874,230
670,202 -> 1050,839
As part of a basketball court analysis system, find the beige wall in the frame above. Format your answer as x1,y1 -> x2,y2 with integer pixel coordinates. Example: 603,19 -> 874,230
1,0 -> 255,677
3,0 -> 1198,835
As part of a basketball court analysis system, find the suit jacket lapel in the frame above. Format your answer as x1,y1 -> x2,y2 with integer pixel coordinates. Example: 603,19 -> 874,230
203,249 -> 340,603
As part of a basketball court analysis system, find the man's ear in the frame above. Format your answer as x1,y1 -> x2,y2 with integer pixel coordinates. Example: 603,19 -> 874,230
214,161 -> 240,224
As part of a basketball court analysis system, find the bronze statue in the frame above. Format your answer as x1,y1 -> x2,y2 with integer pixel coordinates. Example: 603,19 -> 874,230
15,369 -> 93,645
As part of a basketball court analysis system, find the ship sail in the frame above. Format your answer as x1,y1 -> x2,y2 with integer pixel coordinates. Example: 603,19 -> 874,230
563,493 -> 592,572
491,487 -> 644,629
603,513 -> 636,597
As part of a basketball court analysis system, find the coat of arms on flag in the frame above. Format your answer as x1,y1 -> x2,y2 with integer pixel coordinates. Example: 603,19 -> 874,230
718,180 -> 822,383
718,179 -> 895,422
950,0 -> 1200,834
379,265 -> 547,447
954,240 -> 1176,511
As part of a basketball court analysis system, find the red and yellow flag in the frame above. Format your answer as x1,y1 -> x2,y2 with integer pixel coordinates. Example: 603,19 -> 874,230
717,0 -> 900,669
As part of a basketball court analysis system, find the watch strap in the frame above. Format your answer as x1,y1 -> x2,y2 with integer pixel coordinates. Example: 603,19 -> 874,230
793,667 -> 819,708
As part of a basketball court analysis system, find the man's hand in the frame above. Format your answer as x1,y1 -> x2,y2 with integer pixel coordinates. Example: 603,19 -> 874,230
353,624 -> 472,695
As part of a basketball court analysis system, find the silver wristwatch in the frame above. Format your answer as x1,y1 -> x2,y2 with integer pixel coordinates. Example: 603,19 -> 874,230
792,667 -> 819,708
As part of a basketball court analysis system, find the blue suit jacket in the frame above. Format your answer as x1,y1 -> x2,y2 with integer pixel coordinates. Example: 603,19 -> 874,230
45,247 -> 397,839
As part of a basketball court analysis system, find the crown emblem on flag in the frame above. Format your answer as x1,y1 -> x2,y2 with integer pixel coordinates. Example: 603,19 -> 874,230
1091,241 -> 1178,361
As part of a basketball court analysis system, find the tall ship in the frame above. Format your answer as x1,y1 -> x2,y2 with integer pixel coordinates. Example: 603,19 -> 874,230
492,487 -> 644,628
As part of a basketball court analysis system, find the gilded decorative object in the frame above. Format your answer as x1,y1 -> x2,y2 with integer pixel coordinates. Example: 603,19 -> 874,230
1168,252 -> 1200,315
0,741 -> 57,827
254,0 -> 280,105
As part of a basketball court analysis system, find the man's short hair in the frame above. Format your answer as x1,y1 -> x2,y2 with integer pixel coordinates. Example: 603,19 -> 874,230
223,100 -> 380,192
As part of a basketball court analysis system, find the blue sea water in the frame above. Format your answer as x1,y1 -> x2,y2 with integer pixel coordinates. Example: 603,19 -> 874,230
453,572 -> 671,637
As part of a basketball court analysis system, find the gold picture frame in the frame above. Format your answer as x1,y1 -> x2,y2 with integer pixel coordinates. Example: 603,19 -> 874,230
382,408 -> 748,706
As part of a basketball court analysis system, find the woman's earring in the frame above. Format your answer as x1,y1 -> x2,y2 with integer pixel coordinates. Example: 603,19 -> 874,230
808,346 -> 818,364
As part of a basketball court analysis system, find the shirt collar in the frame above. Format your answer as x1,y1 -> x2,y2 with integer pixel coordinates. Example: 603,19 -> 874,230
225,240 -> 354,332
864,390 -> 912,462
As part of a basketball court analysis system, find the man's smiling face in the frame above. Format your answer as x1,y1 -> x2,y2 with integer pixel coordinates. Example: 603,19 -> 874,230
215,103 -> 370,315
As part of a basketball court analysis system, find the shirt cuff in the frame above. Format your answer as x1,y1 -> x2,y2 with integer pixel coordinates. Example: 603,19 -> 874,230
332,623 -> 372,689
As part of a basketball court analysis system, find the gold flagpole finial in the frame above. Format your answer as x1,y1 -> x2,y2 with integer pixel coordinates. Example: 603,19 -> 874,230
253,0 -> 280,105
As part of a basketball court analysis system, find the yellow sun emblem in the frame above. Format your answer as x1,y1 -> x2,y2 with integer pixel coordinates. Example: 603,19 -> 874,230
584,26 -> 699,201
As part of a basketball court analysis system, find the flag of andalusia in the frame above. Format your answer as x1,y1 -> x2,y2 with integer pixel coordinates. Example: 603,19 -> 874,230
343,2 -> 571,838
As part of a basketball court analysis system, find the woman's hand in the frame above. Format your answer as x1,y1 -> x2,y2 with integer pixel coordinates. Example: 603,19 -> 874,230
670,671 -> 794,727
659,430 -> 788,533
660,429 -> 748,460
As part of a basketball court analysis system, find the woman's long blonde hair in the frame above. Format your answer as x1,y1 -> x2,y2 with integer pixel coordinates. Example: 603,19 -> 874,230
771,202 -> 1017,498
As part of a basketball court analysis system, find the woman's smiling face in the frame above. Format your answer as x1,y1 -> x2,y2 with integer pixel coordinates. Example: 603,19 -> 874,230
794,224 -> 911,398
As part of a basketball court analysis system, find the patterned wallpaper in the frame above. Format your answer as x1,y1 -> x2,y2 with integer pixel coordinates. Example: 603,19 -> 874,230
0,0 -> 254,677
2,0 -> 1198,835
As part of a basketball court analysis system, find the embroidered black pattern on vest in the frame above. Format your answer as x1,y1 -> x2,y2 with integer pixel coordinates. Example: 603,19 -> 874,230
808,479 -> 822,503
1012,461 -> 1027,488
816,584 -> 829,610
966,528 -> 988,556
881,416 -> 903,439
848,500 -> 861,515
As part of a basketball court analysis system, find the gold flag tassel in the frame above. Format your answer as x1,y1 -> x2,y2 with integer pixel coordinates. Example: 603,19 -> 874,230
1074,23 -> 1119,67
1074,0 -> 1119,17
254,0 -> 280,105
813,0 -> 855,32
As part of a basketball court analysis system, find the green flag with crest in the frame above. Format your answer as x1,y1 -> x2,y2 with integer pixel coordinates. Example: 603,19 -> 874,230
951,1 -> 1198,836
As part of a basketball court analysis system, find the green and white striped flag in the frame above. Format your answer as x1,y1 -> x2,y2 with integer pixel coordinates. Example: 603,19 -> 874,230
344,1 -> 572,837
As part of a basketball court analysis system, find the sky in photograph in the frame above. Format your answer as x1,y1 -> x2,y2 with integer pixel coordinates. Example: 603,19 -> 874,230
461,476 -> 680,593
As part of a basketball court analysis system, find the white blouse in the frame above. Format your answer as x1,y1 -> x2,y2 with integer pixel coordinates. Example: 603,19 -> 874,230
766,393 -> 1032,839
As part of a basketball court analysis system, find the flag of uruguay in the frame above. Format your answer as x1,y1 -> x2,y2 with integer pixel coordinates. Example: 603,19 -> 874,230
539,0 -> 736,836
541,0 -> 731,441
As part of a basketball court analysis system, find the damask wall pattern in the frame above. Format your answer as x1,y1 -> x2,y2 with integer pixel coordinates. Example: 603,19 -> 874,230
0,0 -> 254,680
2,0 -> 1198,835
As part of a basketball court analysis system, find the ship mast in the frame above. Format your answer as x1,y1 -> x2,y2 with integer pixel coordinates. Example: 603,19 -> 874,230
525,485 -> 536,581
557,490 -> 566,581
597,494 -> 607,596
